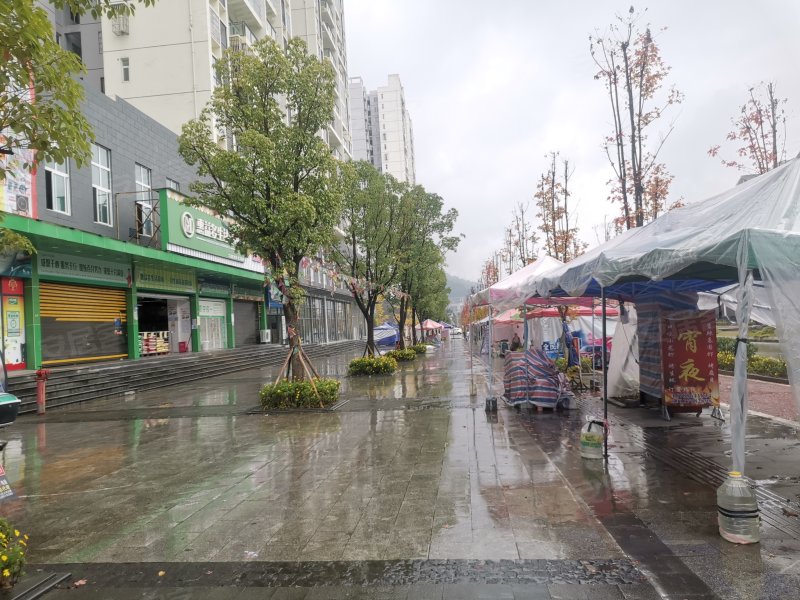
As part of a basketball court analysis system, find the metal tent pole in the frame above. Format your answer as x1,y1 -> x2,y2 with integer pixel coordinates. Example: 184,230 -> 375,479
602,287 -> 609,459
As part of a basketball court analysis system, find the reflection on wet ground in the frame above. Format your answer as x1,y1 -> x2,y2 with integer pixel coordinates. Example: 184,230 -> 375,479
0,339 -> 798,598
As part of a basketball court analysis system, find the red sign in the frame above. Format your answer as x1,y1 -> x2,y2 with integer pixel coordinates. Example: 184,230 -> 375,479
1,277 -> 22,296
661,310 -> 719,408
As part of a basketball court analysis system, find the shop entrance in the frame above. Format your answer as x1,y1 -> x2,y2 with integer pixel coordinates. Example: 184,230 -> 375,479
137,294 -> 192,356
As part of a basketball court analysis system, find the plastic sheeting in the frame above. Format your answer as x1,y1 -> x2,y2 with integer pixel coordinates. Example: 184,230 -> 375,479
607,305 -> 639,399
470,256 -> 564,310
531,157 -> 800,472
698,283 -> 775,327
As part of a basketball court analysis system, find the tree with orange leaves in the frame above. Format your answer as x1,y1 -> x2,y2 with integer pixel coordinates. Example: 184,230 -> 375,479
590,7 -> 683,230
708,82 -> 788,175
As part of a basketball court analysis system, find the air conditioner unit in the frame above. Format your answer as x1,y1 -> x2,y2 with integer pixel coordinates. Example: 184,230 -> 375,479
259,329 -> 271,343
111,14 -> 129,35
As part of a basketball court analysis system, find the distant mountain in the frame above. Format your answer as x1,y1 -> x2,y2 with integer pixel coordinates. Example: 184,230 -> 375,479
446,273 -> 476,305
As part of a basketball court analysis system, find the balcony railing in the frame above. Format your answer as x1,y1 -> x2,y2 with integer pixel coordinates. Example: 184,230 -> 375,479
229,21 -> 256,45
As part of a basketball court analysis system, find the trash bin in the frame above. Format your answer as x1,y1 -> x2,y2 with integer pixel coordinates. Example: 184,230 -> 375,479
179,341 -> 188,353
0,393 -> 20,426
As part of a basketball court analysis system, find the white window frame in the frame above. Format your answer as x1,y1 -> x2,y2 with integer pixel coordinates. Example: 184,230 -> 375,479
121,57 -> 129,82
166,178 -> 180,192
135,163 -> 153,237
91,143 -> 113,226
45,160 -> 71,215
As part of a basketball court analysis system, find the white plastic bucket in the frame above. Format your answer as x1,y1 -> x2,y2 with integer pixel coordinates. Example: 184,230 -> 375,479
580,418 -> 605,460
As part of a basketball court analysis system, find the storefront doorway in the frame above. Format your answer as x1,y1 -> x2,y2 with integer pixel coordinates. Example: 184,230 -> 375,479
138,294 -> 191,355
199,299 -> 227,351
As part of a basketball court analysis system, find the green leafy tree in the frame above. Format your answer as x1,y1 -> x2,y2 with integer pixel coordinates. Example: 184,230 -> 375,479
395,191 -> 459,347
179,37 -> 343,378
333,162 -> 407,355
0,0 -> 155,176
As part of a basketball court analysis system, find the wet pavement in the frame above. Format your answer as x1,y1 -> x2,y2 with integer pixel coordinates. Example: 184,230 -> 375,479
0,341 -> 798,598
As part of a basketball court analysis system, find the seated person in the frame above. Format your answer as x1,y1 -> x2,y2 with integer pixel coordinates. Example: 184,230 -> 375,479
510,332 -> 522,351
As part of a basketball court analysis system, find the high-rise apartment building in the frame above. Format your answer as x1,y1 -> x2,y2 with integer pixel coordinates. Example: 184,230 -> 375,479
100,0 -> 282,136
95,0 -> 349,158
348,77 -> 374,166
291,0 -> 351,159
348,75 -> 415,184
38,1 -> 104,92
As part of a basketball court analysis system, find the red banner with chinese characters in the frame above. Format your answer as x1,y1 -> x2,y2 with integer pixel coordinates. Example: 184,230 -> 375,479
661,310 -> 719,408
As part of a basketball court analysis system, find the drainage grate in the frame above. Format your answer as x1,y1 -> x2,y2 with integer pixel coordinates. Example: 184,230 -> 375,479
10,572 -> 71,600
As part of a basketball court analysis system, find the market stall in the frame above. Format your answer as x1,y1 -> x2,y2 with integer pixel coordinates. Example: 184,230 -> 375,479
532,157 -> 800,482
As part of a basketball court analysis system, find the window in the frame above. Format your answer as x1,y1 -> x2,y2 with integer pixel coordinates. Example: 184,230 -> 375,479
166,178 -> 180,192
45,161 -> 70,214
65,32 -> 82,61
69,9 -> 80,24
91,144 -> 112,226
98,31 -> 103,54
100,77 -> 105,93
135,163 -> 153,237
121,57 -> 129,82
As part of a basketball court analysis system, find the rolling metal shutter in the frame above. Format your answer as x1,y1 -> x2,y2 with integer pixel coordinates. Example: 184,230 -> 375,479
233,300 -> 258,346
40,282 -> 128,365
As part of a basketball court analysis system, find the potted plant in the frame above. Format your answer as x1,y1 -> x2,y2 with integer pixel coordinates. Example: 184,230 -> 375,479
0,519 -> 27,589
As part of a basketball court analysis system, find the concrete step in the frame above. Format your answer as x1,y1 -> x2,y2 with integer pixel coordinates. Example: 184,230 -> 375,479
13,341 -> 363,413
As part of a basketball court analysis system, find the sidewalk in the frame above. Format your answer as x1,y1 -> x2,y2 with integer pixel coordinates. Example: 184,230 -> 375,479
1,340 -> 798,599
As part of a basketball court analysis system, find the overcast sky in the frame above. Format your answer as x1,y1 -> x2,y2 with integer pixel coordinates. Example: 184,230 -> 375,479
344,1 -> 800,282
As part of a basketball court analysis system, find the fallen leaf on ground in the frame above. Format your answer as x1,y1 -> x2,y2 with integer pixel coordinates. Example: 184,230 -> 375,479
158,571 -> 166,577
73,580 -> 87,587
782,508 -> 799,518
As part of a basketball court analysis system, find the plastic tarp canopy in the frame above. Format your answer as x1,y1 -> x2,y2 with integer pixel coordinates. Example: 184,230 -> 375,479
469,255 -> 564,310
698,283 -> 775,327
607,305 -> 640,399
419,319 -> 443,330
532,157 -> 800,474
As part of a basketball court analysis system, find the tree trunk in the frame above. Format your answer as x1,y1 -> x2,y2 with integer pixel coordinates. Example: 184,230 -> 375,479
411,308 -> 418,345
362,298 -> 377,356
398,296 -> 408,349
282,298 -> 304,381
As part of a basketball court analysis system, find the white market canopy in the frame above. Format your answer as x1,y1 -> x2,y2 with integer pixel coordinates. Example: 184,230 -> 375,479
531,157 -> 800,474
469,255 -> 564,311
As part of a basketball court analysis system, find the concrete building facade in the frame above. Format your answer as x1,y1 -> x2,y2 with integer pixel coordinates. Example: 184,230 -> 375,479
0,82 -> 363,370
38,1 -> 104,92
348,75 -> 415,184
289,0 -> 351,159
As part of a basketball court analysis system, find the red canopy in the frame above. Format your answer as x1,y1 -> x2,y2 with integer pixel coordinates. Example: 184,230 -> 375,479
419,319 -> 443,330
526,305 -> 619,318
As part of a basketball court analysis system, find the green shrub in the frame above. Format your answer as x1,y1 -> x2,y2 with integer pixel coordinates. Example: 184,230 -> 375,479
386,348 -> 416,362
580,357 -> 594,372
348,356 -> 397,376
717,337 -> 757,359
717,351 -> 735,371
554,357 -> 567,373
260,378 -> 340,409
750,326 -> 777,340
748,355 -> 788,379
411,343 -> 428,354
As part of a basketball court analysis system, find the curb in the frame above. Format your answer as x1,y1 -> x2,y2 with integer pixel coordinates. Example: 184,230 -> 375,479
718,369 -> 789,385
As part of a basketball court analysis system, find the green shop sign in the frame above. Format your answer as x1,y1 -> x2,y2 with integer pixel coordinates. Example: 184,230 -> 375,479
232,284 -> 264,302
38,252 -> 129,286
162,191 -> 245,263
136,265 -> 196,293
199,281 -> 230,297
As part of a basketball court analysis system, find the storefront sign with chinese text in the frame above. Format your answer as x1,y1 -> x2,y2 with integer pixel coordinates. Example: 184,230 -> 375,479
661,310 -> 719,408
